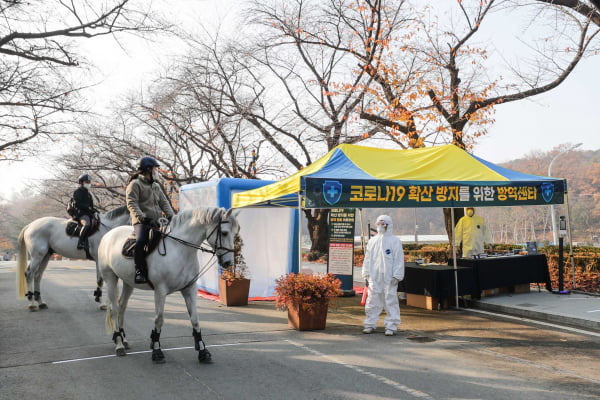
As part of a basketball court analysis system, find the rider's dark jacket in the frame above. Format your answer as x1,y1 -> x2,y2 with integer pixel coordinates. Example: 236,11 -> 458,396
72,186 -> 95,219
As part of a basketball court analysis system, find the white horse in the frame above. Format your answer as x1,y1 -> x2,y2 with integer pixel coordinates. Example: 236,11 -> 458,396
99,207 -> 239,364
16,206 -> 131,311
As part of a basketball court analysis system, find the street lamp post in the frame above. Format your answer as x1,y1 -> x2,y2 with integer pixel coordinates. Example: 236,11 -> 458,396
548,143 -> 582,244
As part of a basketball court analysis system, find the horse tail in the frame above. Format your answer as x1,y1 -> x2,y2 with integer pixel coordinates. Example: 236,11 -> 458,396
105,297 -> 114,334
16,225 -> 29,298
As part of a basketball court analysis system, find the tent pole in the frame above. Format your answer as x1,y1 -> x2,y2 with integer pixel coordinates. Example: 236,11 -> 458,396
451,207 -> 459,309
298,192 -> 303,274
564,190 -> 576,289
358,208 -> 366,251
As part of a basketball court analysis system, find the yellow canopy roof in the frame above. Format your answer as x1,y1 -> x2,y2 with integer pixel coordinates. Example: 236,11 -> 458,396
232,144 -> 565,208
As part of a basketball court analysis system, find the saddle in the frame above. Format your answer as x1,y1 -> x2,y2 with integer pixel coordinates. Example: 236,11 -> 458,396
65,218 -> 100,237
121,228 -> 163,259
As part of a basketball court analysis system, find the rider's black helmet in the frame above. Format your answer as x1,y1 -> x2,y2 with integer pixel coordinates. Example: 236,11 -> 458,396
137,156 -> 160,173
78,173 -> 92,184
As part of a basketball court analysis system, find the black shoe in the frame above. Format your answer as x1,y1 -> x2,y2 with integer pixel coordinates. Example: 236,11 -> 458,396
134,270 -> 148,284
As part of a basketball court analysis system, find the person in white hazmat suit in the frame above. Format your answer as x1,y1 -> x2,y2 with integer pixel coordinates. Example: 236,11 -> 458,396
361,215 -> 405,336
454,207 -> 491,258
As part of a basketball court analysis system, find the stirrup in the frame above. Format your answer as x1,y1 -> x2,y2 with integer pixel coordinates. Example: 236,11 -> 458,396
134,270 -> 148,284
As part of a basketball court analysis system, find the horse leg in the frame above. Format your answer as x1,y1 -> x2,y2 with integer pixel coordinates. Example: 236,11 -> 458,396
104,272 -> 126,357
94,262 -> 105,309
25,252 -> 50,311
150,290 -> 167,364
181,284 -> 211,363
34,253 -> 51,310
117,283 -> 134,350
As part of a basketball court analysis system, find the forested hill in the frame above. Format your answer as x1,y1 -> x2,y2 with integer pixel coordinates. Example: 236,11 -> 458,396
501,148 -> 600,198
494,147 -> 600,244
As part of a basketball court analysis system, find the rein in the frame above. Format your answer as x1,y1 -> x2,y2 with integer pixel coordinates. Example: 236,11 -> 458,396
159,218 -> 235,256
160,217 -> 235,293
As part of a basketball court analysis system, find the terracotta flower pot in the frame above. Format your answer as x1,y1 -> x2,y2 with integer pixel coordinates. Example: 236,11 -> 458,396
218,278 -> 250,306
286,300 -> 329,331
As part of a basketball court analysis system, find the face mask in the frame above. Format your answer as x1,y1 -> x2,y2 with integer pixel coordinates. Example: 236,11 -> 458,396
376,221 -> 388,234
152,170 -> 160,181
84,183 -> 91,189
466,210 -> 474,217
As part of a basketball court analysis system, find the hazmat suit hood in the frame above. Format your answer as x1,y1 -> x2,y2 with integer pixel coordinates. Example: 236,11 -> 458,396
376,215 -> 393,236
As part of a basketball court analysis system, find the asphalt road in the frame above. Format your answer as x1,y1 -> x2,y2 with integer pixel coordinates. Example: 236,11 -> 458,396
1,260 -> 599,400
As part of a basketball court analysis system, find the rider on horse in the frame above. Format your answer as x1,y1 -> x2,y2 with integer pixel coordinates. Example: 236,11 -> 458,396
73,173 -> 97,250
126,156 -> 174,284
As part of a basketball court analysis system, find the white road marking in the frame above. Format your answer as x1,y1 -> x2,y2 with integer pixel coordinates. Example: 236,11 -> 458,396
467,308 -> 600,337
51,342 -> 243,364
285,339 -> 436,400
54,338 -> 437,399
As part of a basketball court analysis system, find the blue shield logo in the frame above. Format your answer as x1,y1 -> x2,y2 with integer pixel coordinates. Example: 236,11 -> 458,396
541,182 -> 554,203
323,180 -> 342,205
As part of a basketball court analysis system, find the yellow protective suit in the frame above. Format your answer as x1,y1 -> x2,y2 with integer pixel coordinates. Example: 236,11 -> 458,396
454,210 -> 491,258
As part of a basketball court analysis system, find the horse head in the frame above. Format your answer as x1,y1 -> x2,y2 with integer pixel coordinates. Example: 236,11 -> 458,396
206,208 -> 239,269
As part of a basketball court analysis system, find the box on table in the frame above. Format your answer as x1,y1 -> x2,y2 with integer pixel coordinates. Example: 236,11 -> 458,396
406,293 -> 450,310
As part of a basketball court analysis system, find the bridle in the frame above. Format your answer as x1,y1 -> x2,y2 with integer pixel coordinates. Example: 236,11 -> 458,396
160,217 -> 235,261
153,216 -> 236,295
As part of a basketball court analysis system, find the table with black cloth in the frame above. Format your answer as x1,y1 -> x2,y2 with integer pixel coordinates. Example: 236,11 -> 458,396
400,262 -> 477,299
455,254 -> 552,299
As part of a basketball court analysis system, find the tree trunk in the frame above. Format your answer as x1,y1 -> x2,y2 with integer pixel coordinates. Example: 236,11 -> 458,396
443,207 -> 464,248
304,209 -> 330,255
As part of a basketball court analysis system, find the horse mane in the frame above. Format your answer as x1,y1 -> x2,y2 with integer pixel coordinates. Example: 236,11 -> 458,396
103,205 -> 129,221
171,207 -> 225,229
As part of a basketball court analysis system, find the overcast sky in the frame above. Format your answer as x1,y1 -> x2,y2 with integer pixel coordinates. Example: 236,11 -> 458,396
2,0 -> 599,198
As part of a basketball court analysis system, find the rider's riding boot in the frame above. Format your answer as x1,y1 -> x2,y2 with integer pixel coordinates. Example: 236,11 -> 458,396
134,252 -> 148,284
134,267 -> 148,284
77,225 -> 90,250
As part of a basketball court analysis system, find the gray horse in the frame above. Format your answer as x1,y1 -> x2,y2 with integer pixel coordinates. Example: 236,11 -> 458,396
16,206 -> 131,310
99,207 -> 239,364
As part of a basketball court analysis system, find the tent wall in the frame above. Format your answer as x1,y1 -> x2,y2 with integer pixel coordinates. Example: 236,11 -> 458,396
179,178 -> 298,298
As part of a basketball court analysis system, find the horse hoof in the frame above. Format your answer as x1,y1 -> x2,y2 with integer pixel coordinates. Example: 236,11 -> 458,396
198,350 -> 212,364
116,348 -> 126,357
99,304 -> 107,311
39,303 -> 48,309
28,305 -> 38,312
152,349 -> 165,364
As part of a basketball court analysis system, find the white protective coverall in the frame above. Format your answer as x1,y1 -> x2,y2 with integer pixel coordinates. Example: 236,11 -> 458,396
454,208 -> 491,257
361,215 -> 405,332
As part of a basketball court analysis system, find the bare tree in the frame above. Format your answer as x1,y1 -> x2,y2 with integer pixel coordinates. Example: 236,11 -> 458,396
535,0 -> 600,26
210,0 -> 409,253
50,57 -> 267,210
0,0 -> 169,160
243,0 -> 600,248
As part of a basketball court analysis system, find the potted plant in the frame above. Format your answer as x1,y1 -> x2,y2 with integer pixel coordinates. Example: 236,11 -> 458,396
219,234 -> 251,306
274,272 -> 342,330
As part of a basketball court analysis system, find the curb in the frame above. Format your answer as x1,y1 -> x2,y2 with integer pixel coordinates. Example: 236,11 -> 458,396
468,299 -> 600,332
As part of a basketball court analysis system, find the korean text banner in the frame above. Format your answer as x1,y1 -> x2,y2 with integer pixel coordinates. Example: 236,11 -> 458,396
304,178 -> 565,208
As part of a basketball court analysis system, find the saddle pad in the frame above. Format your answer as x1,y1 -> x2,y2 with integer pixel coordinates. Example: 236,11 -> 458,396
121,237 -> 137,258
66,221 -> 81,237
65,218 -> 100,237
